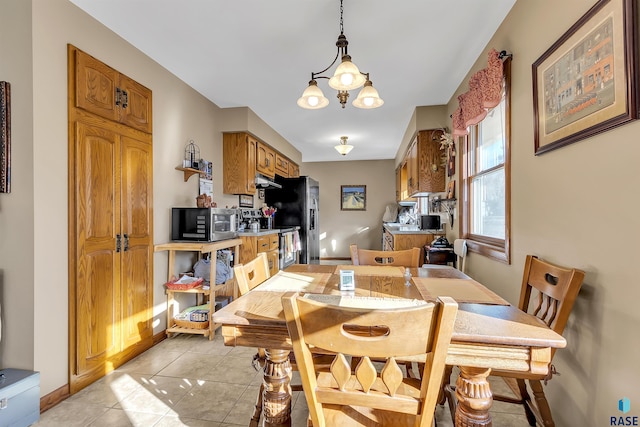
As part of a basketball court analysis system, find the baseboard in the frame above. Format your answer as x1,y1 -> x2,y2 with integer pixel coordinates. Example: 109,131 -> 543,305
153,330 -> 167,345
40,330 -> 167,414
320,257 -> 351,260
40,383 -> 70,413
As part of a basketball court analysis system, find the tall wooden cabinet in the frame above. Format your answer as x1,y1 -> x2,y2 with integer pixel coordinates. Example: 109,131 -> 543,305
68,45 -> 154,393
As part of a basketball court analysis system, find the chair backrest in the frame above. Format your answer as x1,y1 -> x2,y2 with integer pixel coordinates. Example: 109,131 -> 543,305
453,239 -> 468,273
519,255 -> 585,358
350,244 -> 421,267
282,293 -> 458,427
233,252 -> 270,296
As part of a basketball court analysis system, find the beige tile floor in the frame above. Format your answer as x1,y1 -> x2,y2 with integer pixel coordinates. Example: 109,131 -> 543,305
35,332 -> 534,426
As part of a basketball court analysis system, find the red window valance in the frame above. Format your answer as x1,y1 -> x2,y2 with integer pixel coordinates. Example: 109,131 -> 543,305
452,49 -> 505,136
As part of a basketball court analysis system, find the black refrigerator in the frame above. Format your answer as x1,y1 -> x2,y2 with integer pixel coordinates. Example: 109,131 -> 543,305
265,176 -> 319,264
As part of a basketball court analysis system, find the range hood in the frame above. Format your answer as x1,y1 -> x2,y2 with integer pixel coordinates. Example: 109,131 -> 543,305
255,173 -> 282,189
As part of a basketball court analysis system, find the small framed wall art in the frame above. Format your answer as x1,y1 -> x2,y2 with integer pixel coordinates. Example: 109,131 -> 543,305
239,194 -> 253,208
340,185 -> 366,211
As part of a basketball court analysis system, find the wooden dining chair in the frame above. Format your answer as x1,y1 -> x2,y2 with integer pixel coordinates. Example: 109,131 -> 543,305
443,254 -> 585,427
233,252 -> 270,297
350,244 -> 421,268
282,292 -> 458,427
233,253 -> 271,427
234,254 -> 332,427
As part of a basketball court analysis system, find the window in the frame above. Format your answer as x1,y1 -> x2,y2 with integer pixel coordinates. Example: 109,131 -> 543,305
460,59 -> 511,263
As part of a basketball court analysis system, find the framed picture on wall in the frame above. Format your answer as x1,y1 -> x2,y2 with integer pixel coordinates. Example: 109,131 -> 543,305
532,0 -> 638,155
446,180 -> 455,199
239,194 -> 253,208
1,81 -> 10,193
340,185 -> 366,211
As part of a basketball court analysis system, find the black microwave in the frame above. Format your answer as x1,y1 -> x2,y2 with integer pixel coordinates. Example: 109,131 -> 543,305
171,208 -> 239,242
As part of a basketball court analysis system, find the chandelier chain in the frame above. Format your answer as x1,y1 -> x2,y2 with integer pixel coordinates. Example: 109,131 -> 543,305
339,0 -> 344,34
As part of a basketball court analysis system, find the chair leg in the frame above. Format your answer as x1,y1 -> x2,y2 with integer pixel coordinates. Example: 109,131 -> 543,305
249,383 -> 264,427
529,379 -> 555,427
438,365 -> 454,405
443,384 -> 458,424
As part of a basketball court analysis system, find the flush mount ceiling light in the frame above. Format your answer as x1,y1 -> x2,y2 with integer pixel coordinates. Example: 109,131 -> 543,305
297,0 -> 384,110
334,136 -> 354,156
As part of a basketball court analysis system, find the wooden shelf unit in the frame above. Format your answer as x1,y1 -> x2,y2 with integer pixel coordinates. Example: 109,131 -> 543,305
155,239 -> 242,340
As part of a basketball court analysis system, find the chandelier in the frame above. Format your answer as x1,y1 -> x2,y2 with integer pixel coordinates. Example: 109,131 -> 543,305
297,0 -> 384,110
334,136 -> 354,156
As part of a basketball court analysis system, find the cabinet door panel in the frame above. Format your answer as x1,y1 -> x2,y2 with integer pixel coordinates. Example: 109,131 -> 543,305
223,133 -> 256,195
121,245 -> 153,348
76,251 -> 120,376
267,249 -> 279,276
275,153 -> 289,177
120,136 -> 154,348
74,121 -> 121,377
75,49 -> 119,123
119,74 -> 152,133
417,130 -> 445,193
256,142 -> 275,178
288,162 -> 300,178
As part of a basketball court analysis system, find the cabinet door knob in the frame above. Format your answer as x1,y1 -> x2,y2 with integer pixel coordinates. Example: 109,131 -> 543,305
116,234 -> 121,252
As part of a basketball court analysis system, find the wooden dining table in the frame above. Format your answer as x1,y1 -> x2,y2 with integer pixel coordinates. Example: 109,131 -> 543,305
212,264 -> 566,427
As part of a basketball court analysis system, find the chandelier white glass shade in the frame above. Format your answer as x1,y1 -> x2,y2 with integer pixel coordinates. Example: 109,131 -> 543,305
296,80 -> 329,109
328,55 -> 367,91
334,136 -> 354,156
352,79 -> 384,109
297,0 -> 383,110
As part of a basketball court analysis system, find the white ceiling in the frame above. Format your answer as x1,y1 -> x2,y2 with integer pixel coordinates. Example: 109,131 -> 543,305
69,0 -> 516,162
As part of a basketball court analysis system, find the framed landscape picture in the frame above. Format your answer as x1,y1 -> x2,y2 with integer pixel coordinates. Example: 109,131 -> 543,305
532,0 -> 638,155
340,185 -> 366,211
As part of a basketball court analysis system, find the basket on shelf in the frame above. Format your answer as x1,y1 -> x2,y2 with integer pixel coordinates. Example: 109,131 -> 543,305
173,318 -> 209,329
165,276 -> 204,290
173,305 -> 209,329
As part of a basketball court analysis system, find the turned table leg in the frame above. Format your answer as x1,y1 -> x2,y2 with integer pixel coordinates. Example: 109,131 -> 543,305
455,366 -> 494,427
261,348 -> 293,427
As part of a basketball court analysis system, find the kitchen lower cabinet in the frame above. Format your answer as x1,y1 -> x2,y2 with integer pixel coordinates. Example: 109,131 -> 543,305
238,232 -> 280,277
383,229 -> 445,265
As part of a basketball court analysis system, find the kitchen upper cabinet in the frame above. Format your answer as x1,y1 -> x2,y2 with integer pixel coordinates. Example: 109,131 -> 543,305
395,166 -> 402,202
74,48 -> 152,133
256,141 -> 276,178
223,132 -> 257,195
223,132 -> 300,194
288,162 -> 300,178
406,129 -> 445,197
275,153 -> 289,177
